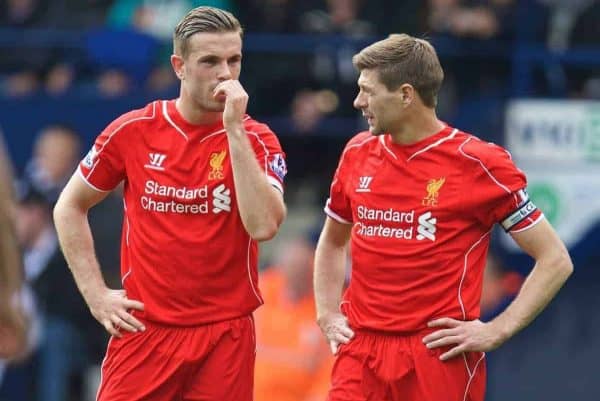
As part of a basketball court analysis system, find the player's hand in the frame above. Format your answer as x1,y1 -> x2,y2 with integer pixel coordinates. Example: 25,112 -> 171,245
88,288 -> 145,337
213,80 -> 248,132
422,318 -> 504,361
317,312 -> 355,355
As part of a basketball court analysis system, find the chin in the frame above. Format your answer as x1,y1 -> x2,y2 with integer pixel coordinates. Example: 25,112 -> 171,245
369,127 -> 385,136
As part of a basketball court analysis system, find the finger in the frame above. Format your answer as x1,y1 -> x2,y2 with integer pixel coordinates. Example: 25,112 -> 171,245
428,317 -> 461,328
123,299 -> 144,311
332,332 -> 353,344
213,81 -> 232,96
337,325 -> 355,339
117,310 -> 146,332
103,319 -> 121,338
110,313 -> 135,332
440,344 -> 468,361
425,336 -> 462,349
114,317 -> 137,333
329,340 -> 339,355
422,328 -> 459,343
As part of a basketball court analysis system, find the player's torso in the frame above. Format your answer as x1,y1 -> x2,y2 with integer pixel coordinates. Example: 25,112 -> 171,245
123,120 -> 237,244
345,134 -> 482,268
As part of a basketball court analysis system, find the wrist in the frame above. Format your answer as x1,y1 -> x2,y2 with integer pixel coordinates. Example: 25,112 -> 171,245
225,124 -> 244,137
488,316 -> 514,345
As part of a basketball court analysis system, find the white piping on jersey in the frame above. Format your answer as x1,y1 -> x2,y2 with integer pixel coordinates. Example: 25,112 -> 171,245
330,135 -> 378,189
246,237 -> 263,304
406,128 -> 459,162
162,100 -> 189,141
197,116 -> 251,144
324,200 -> 352,224
87,101 -> 157,181
463,354 -> 472,377
462,352 -> 485,401
95,336 -> 113,401
123,198 -> 130,246
510,213 -> 545,233
77,168 -> 110,192
458,230 -> 491,320
121,198 -> 132,286
458,137 -> 511,194
378,135 -> 398,160
247,130 -> 285,193
247,315 -> 257,354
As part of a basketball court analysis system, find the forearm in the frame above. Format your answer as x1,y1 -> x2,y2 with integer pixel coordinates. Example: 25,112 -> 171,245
314,240 -> 347,319
0,207 -> 22,319
227,127 -> 285,240
490,249 -> 573,341
53,200 -> 107,305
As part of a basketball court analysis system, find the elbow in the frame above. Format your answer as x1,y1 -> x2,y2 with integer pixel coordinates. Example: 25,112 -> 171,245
248,220 -> 280,241
559,250 -> 574,279
248,208 -> 286,242
250,227 -> 278,242
553,247 -> 574,281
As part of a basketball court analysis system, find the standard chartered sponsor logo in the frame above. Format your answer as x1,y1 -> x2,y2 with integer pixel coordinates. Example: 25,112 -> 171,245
416,212 -> 436,241
355,205 -> 437,241
212,184 -> 231,213
141,180 -> 231,215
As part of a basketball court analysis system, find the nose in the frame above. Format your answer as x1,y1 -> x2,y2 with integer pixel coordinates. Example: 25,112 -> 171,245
353,92 -> 366,110
216,61 -> 232,81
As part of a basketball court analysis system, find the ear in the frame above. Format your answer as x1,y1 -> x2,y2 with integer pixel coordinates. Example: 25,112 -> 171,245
170,54 -> 185,81
399,84 -> 415,107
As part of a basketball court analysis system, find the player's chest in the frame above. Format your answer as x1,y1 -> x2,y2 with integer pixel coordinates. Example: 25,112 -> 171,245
127,137 -> 233,187
345,156 -> 464,215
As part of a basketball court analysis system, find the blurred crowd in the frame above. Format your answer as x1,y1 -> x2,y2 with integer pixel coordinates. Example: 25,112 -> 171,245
1,0 -> 600,132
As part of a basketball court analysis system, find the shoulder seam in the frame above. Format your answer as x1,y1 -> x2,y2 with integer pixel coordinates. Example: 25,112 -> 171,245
458,137 -> 511,194
86,101 -> 157,180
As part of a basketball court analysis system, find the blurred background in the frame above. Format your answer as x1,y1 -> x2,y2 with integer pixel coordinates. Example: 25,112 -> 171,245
0,0 -> 599,400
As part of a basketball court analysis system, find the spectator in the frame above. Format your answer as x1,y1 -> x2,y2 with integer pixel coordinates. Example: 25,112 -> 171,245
14,179 -> 96,401
23,124 -> 81,204
255,234 -> 333,401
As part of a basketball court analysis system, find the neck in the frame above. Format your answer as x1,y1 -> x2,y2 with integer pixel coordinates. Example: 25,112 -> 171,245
176,95 -> 222,126
388,107 -> 445,145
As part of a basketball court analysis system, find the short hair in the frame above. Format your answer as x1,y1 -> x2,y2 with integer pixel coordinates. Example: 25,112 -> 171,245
173,6 -> 243,58
352,34 -> 444,108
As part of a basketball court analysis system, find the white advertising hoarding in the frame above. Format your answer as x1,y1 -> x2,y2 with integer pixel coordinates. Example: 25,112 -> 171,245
504,100 -> 600,248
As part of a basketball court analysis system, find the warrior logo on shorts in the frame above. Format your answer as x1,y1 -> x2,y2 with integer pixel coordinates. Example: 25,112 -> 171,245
209,150 -> 227,180
422,177 -> 445,206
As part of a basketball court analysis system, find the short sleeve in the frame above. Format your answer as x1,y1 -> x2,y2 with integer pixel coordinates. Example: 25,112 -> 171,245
463,141 -> 542,231
324,144 -> 354,225
247,123 -> 287,194
78,120 -> 127,192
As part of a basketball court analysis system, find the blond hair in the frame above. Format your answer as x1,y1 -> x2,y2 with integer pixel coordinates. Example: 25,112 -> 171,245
173,7 -> 243,58
352,34 -> 444,108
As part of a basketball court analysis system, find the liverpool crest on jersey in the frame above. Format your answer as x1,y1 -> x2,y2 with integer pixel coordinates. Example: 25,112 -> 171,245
208,150 -> 227,180
422,177 -> 445,206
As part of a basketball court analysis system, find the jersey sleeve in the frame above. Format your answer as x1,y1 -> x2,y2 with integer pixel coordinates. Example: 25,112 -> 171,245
463,140 -> 543,232
324,138 -> 360,225
247,122 -> 287,194
78,118 -> 128,192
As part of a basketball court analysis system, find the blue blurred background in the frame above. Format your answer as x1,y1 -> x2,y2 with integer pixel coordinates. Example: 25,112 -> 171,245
0,0 -> 599,400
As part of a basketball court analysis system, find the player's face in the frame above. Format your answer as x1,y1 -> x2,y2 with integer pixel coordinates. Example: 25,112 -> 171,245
353,69 -> 406,135
174,31 -> 242,112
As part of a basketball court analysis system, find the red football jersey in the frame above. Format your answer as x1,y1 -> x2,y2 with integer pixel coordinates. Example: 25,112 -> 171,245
326,125 -> 542,333
79,100 -> 287,326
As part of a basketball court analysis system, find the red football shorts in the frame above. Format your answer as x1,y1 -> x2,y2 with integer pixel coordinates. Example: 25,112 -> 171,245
96,315 -> 255,401
327,328 -> 486,401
